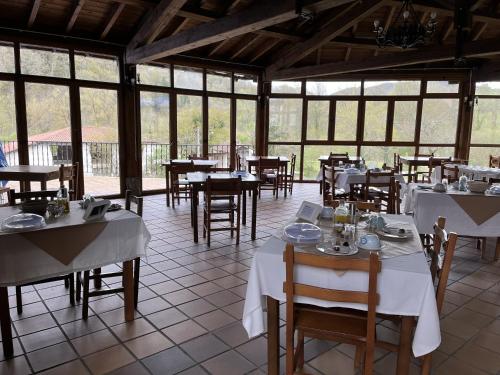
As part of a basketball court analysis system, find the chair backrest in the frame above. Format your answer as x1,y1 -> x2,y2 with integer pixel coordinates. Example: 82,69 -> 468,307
428,156 -> 452,176
429,217 -> 457,315
125,190 -> 143,217
440,162 -> 460,182
289,154 -> 297,177
8,189 -> 58,206
416,152 -> 434,158
389,177 -> 402,215
170,160 -> 196,181
490,155 -> 500,168
393,153 -> 401,173
188,154 -> 207,160
283,243 -> 380,374
323,165 -> 340,204
59,163 -> 79,200
257,157 -> 280,179
364,169 -> 394,193
489,177 -> 500,185
330,199 -> 381,213
205,176 -> 242,200
236,154 -> 242,170
328,152 -> 350,166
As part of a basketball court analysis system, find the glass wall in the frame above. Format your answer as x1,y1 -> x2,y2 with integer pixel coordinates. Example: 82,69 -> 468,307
236,99 -> 256,166
177,95 -> 203,158
208,97 -> 231,165
0,80 -> 19,194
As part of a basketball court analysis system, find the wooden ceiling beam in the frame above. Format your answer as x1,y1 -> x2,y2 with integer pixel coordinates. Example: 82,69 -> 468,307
470,0 -> 489,12
128,0 -> 188,49
207,38 -> 233,57
266,0 -> 387,74
126,0 -> 302,64
249,39 -> 281,63
66,0 -> 86,33
27,0 -> 42,28
230,35 -> 261,60
101,3 -> 126,39
269,37 -> 500,80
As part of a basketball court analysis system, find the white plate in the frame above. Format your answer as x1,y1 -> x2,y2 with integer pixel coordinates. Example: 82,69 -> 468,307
316,242 -> 358,256
283,223 -> 322,245
376,227 -> 413,240
356,240 -> 382,251
1,213 -> 46,232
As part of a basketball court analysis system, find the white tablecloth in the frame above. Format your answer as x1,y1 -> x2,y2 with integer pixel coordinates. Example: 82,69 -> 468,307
336,172 -> 406,193
433,165 -> 500,183
0,204 -> 151,287
243,215 -> 440,358
404,183 -> 500,236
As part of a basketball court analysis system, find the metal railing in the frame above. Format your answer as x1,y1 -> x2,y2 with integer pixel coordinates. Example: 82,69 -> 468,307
1,140 -> 255,178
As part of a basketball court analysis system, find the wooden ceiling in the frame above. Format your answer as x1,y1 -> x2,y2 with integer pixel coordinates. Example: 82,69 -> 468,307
1,0 -> 500,79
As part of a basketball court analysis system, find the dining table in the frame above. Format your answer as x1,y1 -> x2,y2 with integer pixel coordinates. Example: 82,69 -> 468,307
335,170 -> 406,194
243,214 -> 440,375
318,155 -> 364,166
162,160 -> 218,207
186,172 -> 260,243
404,182 -> 500,258
432,164 -> 500,183
0,165 -> 60,191
0,202 -> 151,358
245,156 -> 289,197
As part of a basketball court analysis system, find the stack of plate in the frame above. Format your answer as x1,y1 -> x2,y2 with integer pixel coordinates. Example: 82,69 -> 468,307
1,213 -> 46,232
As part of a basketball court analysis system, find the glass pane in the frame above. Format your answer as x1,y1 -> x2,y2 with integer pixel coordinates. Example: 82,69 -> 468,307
174,66 -> 203,90
207,71 -> 231,93
208,97 -> 231,168
234,74 -> 257,95
471,98 -> 500,144
303,145 -> 357,180
306,81 -> 361,96
75,53 -> 119,83
141,92 -> 170,191
137,64 -> 170,87
271,81 -> 301,94
393,101 -> 417,142
80,88 -> 119,196
26,83 -> 71,190
0,43 -> 15,73
362,146 -> 415,169
468,147 -> 500,167
418,146 -> 455,158
420,99 -> 459,144
364,80 -> 420,96
475,81 -> 500,95
268,98 -> 302,142
236,99 -> 256,166
306,101 -> 329,140
0,80 -> 18,194
177,95 -> 202,158
267,144 -> 300,159
334,101 -> 358,141
426,81 -> 459,93
20,46 -> 70,78
364,101 -> 388,142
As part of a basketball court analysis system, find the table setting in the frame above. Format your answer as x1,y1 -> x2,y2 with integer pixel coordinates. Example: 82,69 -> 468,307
432,164 -> 500,183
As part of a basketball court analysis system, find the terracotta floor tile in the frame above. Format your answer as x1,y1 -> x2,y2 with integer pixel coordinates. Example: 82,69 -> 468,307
180,333 -> 229,362
194,309 -> 236,331
26,342 -> 77,373
71,328 -> 119,356
20,326 -> 66,353
202,350 -> 255,375
38,359 -> 90,375
142,346 -> 195,375
124,331 -> 173,359
162,320 -> 207,344
454,341 -> 500,373
110,317 -> 156,341
0,355 -> 32,375
83,345 -> 135,375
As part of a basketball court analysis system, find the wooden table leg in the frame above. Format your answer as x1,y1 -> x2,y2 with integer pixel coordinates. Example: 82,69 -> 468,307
0,286 -> 13,358
41,180 -> 47,190
284,163 -> 288,198
495,238 -> 500,261
251,187 -> 257,240
396,316 -> 414,375
192,186 -> 199,243
420,353 -> 432,375
267,296 -> 279,375
242,189 -> 247,226
165,168 -> 170,207
123,260 -> 134,322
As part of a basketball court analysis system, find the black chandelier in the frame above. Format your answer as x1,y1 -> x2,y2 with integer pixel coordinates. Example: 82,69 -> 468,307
374,0 -> 437,49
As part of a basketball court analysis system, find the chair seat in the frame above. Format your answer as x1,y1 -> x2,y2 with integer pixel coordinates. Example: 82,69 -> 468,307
175,179 -> 190,185
204,200 -> 237,211
295,306 -> 367,340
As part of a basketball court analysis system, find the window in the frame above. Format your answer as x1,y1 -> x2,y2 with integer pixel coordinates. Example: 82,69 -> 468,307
471,99 -> 500,144
207,71 -> 231,93
306,81 -> 361,96
267,144 -> 301,159
334,101 -> 358,141
303,145 -> 357,180
393,101 -> 417,142
363,101 -> 387,142
25,83 -> 71,189
426,81 -> 459,93
177,95 -> 202,158
80,88 -> 120,196
0,81 -> 17,168
141,92 -> 170,191
236,99 -> 256,161
208,97 -> 231,167
420,99 -> 459,144
362,146 -> 415,168
20,45 -> 70,78
268,98 -> 302,142
469,147 -> 500,166
137,64 -> 170,87
475,81 -> 500,95
234,74 -> 257,95
306,101 -> 329,140
0,43 -> 15,73
364,80 -> 420,96
174,66 -> 203,90
418,146 -> 455,158
75,53 -> 119,83
271,81 -> 301,94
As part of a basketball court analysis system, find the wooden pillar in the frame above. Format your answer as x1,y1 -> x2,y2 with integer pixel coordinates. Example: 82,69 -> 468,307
256,75 -> 269,156
456,78 -> 474,161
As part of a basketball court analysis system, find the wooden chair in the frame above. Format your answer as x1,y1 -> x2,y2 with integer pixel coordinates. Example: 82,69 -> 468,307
236,154 -> 242,171
279,153 -> 296,195
257,157 -> 280,198
363,169 -> 395,213
414,153 -> 434,182
323,165 -> 348,205
329,198 -> 381,213
489,155 -> 500,168
77,190 -> 143,319
203,176 -> 242,246
389,177 -> 402,215
427,157 -> 451,183
7,189 -> 74,314
170,160 -> 195,208
59,162 -> 80,201
283,244 -> 381,375
328,152 -> 350,166
488,177 -> 500,184
440,162 -> 460,183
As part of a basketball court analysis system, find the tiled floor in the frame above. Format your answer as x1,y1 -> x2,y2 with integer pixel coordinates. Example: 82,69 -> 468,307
2,183 -> 500,375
